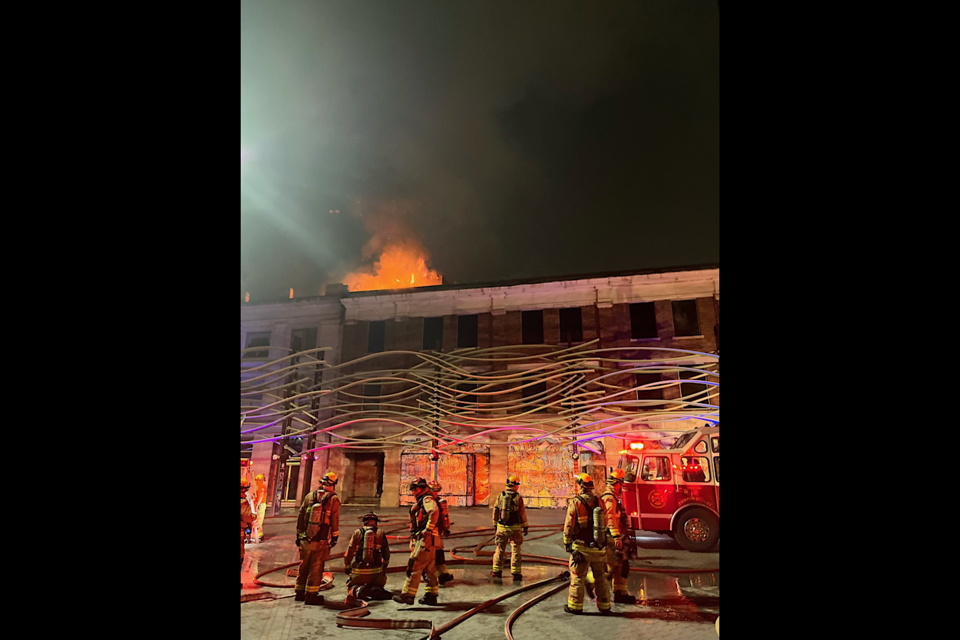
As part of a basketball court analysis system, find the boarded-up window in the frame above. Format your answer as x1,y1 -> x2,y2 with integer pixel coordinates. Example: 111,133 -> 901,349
672,300 -> 701,337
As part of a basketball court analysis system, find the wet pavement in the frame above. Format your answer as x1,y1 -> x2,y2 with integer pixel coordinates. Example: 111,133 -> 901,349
241,505 -> 719,639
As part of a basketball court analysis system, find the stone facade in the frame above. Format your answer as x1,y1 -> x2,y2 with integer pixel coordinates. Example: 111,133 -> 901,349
241,266 -> 719,510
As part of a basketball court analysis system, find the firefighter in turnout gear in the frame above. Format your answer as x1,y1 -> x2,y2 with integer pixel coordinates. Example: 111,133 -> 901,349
601,468 -> 637,604
343,512 -> 393,601
491,475 -> 528,579
295,471 -> 341,605
394,478 -> 443,606
425,480 -> 455,585
240,478 -> 256,588
253,474 -> 267,542
563,473 -> 612,614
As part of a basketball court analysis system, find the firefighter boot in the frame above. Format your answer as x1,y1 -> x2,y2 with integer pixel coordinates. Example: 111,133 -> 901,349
393,594 -> 415,605
438,572 -> 454,585
304,593 -> 325,606
564,605 -> 582,615
512,573 -> 523,580
614,592 -> 637,604
294,591 -> 306,602
418,593 -> 440,606
490,570 -> 502,579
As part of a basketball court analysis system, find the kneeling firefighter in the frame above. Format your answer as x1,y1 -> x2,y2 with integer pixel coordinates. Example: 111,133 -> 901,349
601,468 -> 637,604
343,512 -> 392,601
491,475 -> 528,579
295,471 -> 341,605
394,477 -> 443,606
563,473 -> 612,614
424,480 -> 454,585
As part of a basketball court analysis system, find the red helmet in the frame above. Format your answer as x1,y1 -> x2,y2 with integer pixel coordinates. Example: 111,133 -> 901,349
575,473 -> 594,489
408,477 -> 429,492
607,468 -> 626,484
427,480 -> 442,493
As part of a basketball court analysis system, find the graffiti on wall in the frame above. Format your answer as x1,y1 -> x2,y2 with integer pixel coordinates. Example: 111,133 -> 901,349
508,439 -> 576,509
399,442 -> 490,506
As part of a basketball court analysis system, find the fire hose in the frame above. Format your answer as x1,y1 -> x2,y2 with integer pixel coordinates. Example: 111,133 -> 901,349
248,520 -> 719,637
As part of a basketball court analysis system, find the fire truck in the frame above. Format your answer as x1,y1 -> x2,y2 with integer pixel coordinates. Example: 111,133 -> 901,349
616,425 -> 719,552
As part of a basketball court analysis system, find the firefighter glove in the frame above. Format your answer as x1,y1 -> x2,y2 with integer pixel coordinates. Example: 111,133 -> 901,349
344,566 -> 351,575
572,551 -> 585,565
330,536 -> 338,547
565,542 -> 573,554
295,537 -> 301,547
522,525 -> 529,536
615,537 -> 624,551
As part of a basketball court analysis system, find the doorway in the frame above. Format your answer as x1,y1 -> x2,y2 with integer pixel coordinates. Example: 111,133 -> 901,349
351,452 -> 384,503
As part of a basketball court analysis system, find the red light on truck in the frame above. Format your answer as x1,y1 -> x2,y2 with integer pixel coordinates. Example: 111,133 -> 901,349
629,443 -> 644,450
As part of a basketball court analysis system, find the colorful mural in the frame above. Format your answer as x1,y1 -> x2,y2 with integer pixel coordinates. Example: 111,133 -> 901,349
508,439 -> 576,509
399,442 -> 490,506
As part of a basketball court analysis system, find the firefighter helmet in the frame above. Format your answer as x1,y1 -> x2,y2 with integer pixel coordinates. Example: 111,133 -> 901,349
607,468 -> 626,484
320,471 -> 338,486
506,475 -> 521,488
254,474 -> 265,482
408,477 -> 429,492
241,478 -> 251,490
575,473 -> 594,489
427,480 -> 442,493
361,512 -> 380,523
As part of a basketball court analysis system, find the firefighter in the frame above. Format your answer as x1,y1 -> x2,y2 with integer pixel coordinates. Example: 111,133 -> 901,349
343,512 -> 393,601
491,475 -> 528,579
253,474 -> 267,542
601,468 -> 637,604
241,478 -> 256,588
562,473 -> 612,614
425,480 -> 455,585
294,471 -> 341,605
393,477 -> 442,606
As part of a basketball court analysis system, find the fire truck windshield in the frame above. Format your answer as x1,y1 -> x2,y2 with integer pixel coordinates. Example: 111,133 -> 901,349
671,431 -> 699,451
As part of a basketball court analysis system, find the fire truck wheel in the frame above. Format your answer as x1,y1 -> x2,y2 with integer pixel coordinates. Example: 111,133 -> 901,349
673,507 -> 719,552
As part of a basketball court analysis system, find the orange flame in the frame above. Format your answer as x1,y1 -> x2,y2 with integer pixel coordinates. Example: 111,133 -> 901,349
340,199 -> 443,292
343,244 -> 442,292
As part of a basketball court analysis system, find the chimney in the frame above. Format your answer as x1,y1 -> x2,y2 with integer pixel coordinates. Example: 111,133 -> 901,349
325,283 -> 349,297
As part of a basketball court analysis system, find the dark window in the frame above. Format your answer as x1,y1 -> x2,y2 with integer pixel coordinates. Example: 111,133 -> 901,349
559,308 -> 583,344
363,384 -> 381,410
457,378 -> 477,410
672,300 -> 701,337
367,321 -> 386,353
680,456 -> 710,483
522,310 -> 544,345
714,456 -> 720,483
630,303 -> 658,340
423,317 -> 444,351
291,328 -> 318,353
635,372 -> 664,405
457,315 -> 478,348
244,332 -> 271,359
522,376 -> 547,411
640,456 -> 671,481
679,370 -> 709,408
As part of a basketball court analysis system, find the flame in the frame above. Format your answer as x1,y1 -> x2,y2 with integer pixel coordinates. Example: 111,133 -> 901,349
340,198 -> 443,292
343,244 -> 442,292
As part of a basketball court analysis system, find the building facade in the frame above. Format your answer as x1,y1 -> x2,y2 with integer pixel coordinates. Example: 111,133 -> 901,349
241,265 -> 719,511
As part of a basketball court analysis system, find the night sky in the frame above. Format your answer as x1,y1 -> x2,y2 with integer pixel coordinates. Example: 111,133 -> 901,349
241,0 -> 719,300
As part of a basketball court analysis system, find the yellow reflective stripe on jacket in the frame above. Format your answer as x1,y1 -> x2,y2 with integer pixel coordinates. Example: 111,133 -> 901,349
351,567 -> 383,575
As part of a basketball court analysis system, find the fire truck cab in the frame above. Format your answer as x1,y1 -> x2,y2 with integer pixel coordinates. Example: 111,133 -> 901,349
617,425 -> 720,552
